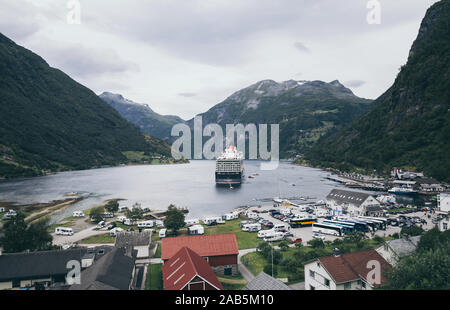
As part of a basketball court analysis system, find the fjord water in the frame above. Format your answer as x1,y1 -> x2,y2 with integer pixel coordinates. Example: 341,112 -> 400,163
0,161 -> 342,223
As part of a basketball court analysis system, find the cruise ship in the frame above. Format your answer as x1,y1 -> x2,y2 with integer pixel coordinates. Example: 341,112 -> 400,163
215,146 -> 244,186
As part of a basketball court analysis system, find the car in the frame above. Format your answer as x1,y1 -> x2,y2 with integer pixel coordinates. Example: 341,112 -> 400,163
313,233 -> 325,240
107,222 -> 117,230
283,232 -> 294,238
97,221 -> 106,228
290,238 -> 303,244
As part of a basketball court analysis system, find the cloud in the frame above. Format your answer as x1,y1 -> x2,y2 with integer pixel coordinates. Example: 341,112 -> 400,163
344,80 -> 366,88
293,42 -> 310,53
32,42 -> 139,79
178,92 -> 197,98
0,1 -> 42,40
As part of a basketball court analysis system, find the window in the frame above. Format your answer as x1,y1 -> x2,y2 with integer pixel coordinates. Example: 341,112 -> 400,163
309,270 -> 315,279
344,282 -> 351,290
224,267 -> 232,276
361,281 -> 366,289
443,223 -> 448,230
324,279 -> 330,287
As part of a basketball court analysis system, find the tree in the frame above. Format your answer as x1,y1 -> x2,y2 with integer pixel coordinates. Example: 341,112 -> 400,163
126,206 -> 144,223
105,200 -> 119,216
383,228 -> 450,290
264,264 -> 278,278
163,204 -> 185,235
89,206 -> 105,223
343,231 -> 366,244
307,238 -> 325,248
279,241 -> 289,251
0,212 -> 52,253
400,225 -> 424,237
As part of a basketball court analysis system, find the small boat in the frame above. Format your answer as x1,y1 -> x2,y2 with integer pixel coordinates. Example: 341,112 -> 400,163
388,187 -> 418,195
248,176 -> 255,179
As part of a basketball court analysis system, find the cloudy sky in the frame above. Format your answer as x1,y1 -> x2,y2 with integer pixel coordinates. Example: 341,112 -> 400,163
0,0 -> 439,119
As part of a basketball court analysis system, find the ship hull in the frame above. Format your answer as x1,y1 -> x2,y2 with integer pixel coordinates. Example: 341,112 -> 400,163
215,172 -> 242,185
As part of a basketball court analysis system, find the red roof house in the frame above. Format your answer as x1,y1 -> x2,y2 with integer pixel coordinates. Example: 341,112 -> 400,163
162,247 -> 223,290
161,234 -> 239,275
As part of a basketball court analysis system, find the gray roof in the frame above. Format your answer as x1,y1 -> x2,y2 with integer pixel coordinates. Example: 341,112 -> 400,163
243,272 -> 292,291
0,246 -> 112,282
70,247 -> 136,290
115,231 -> 151,248
387,236 -> 421,258
326,189 -> 372,207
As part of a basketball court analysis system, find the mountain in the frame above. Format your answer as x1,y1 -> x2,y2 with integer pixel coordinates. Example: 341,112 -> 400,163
305,0 -> 450,182
189,79 -> 373,158
99,92 -> 185,142
0,33 -> 171,179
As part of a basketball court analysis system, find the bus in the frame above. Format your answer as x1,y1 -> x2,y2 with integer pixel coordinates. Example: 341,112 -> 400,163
312,223 -> 343,236
322,220 -> 356,234
289,218 -> 317,228
357,216 -> 387,230
342,219 -> 370,232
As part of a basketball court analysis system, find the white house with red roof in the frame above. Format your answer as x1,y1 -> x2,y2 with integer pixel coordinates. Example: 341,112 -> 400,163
304,249 -> 392,290
162,247 -> 223,290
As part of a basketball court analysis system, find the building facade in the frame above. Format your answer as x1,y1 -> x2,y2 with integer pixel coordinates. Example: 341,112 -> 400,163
326,189 -> 382,217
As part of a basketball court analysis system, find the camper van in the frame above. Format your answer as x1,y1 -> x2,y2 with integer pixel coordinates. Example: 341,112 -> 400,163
110,227 -> 123,236
117,216 -> 127,223
155,220 -> 165,228
315,209 -> 329,218
185,218 -> 200,227
246,212 -> 259,219
242,223 -> 261,232
123,218 -> 133,226
257,229 -> 276,238
222,212 -> 239,221
118,206 -> 129,213
159,228 -> 167,238
188,225 -> 205,235
55,227 -> 74,236
72,211 -> 85,218
263,231 -> 285,242
137,220 -> 154,228
273,224 -> 288,232
203,217 -> 224,226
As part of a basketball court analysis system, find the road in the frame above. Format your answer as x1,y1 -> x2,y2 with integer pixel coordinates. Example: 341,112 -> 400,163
52,226 -> 108,246
238,248 -> 258,283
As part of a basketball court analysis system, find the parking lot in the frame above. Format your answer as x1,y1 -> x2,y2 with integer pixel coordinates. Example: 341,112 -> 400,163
244,205 -> 440,244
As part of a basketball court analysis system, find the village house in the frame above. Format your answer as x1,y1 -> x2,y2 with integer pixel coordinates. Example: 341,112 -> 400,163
438,192 -> 450,212
417,178 -> 444,193
161,234 -> 239,276
162,247 -> 223,290
326,189 -> 382,217
243,272 -> 292,290
69,247 -> 137,290
376,236 -> 421,266
115,230 -> 152,259
304,249 -> 392,290
0,246 -> 111,290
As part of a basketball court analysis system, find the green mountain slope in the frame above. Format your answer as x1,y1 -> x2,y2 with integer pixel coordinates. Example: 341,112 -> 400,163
0,33 -> 171,178
189,79 -> 373,158
305,0 -> 450,181
99,92 -> 185,142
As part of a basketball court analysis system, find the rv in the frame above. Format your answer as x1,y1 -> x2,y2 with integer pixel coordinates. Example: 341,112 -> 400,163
315,209 -> 329,218
55,227 -> 74,236
117,216 -> 127,223
159,228 -> 167,238
155,220 -> 165,228
242,223 -> 261,232
222,212 -> 239,221
102,212 -> 114,219
137,220 -> 154,228
246,212 -> 259,219
185,218 -> 200,227
123,218 -> 133,226
263,232 -> 285,242
273,224 -> 288,232
203,217 -> 224,226
188,225 -> 205,235
110,227 -> 123,236
72,211 -> 85,218
118,206 -> 129,213
257,229 -> 276,238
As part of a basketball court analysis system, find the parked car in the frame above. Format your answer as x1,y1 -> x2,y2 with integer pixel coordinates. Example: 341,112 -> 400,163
313,233 -> 325,240
107,222 -> 117,230
97,221 -> 106,228
290,238 -> 303,244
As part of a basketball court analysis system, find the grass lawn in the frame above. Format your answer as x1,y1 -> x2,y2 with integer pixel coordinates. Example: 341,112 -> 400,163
153,242 -> 161,258
217,273 -> 247,290
79,233 -> 115,244
146,264 -> 163,290
203,219 -> 260,250
242,236 -> 391,282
